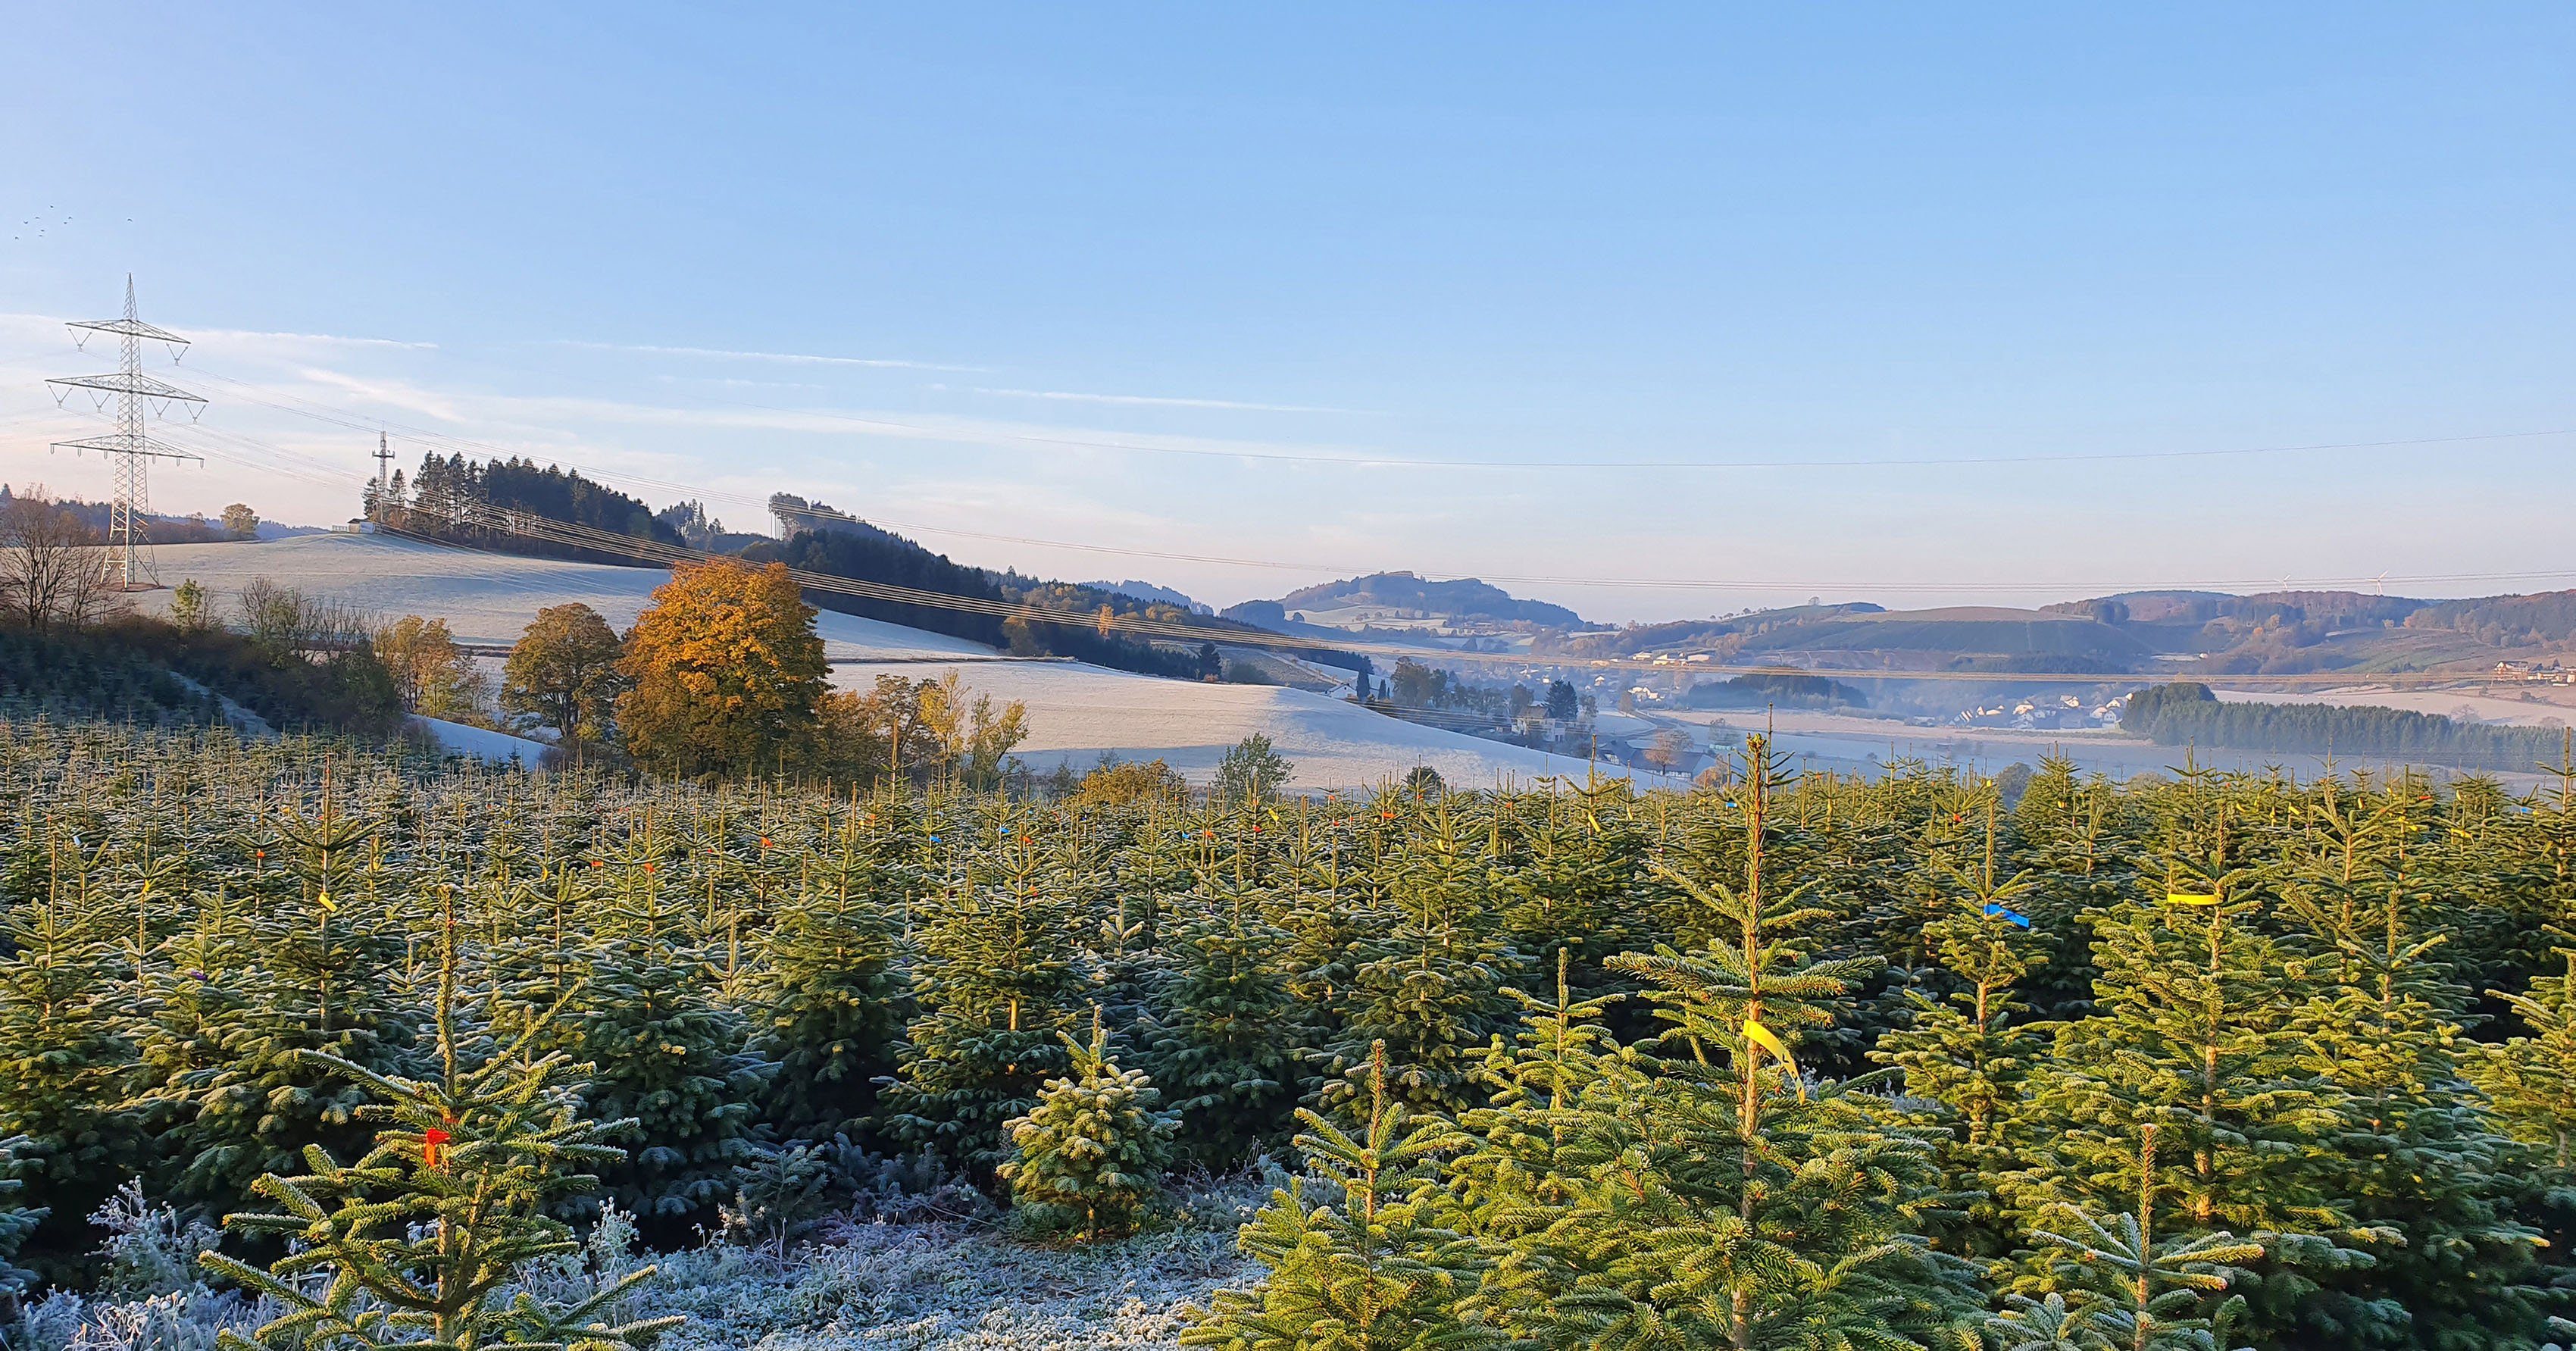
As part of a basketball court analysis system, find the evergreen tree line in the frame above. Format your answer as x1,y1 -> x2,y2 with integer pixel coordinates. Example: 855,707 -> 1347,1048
384,458 -> 1365,685
0,722 -> 2572,1348
2124,681 -> 2568,771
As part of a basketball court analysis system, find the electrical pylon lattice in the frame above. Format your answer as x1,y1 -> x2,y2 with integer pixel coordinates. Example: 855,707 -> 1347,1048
45,275 -> 205,590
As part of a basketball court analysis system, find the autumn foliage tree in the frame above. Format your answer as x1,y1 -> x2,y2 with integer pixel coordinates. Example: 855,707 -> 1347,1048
502,602 -> 629,751
617,559 -> 828,777
374,615 -> 489,723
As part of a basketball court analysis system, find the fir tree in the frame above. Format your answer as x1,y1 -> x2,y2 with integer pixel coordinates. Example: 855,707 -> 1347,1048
165,799 -> 418,1218
519,838 -> 769,1227
1490,777 -> 1652,1007
1872,852 -> 2053,1258
2005,776 -> 2359,1342
1151,868 -> 1304,1167
1316,802 -> 1521,1120
881,842 -> 1092,1179
1988,1126 -> 2262,1351
1184,1045 -> 1490,1350
1537,733 -> 1980,1347
2466,940 -> 2576,1298
2277,794 -> 2549,1346
204,924 -> 680,1351
999,1011 -> 1178,1240
0,870 -> 140,1277
754,821 -> 906,1139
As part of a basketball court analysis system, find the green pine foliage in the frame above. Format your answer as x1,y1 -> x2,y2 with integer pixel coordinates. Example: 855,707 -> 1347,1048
0,1134 -> 41,1299
0,865 -> 141,1278
161,799 -> 421,1218
1314,802 -> 1522,1121
999,1012 -> 1179,1240
754,817 -> 908,1138
881,840 -> 1091,1177
1151,868 -> 1304,1167
1989,1127 -> 2263,1351
1184,1045 -> 1490,1349
516,841 -> 771,1226
0,718 -> 2569,1346
2466,940 -> 2576,1297
203,927 -> 679,1351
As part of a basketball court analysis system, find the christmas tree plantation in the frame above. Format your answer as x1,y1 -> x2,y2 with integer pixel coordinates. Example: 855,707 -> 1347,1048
0,721 -> 2571,1349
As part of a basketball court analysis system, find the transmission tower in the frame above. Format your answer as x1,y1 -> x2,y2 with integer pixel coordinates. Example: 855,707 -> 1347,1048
372,430 -> 395,521
45,275 -> 205,590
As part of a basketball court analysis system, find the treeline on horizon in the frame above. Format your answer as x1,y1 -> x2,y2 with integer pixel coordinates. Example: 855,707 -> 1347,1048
384,456 -> 1370,686
2124,680 -> 2570,771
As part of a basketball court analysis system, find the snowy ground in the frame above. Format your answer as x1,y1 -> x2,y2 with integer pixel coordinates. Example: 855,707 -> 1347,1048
14,1177 -> 1275,1351
843,658 -> 1673,793
410,715 -> 552,768
134,533 -> 1665,791
134,534 -> 997,661
1642,705 -> 2526,783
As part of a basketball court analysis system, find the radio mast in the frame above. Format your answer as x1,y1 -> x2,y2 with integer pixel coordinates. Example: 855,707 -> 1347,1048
46,276 -> 205,590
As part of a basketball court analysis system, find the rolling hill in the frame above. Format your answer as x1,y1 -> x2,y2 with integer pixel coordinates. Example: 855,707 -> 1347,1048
133,533 -> 1668,791
1230,572 -> 1586,632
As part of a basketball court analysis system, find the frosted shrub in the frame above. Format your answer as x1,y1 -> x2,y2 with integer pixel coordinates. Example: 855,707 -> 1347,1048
998,1023 -> 1177,1241
87,1184 -> 218,1302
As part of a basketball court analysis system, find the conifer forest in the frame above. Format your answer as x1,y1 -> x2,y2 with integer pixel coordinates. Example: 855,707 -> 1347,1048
2,720 -> 2574,1351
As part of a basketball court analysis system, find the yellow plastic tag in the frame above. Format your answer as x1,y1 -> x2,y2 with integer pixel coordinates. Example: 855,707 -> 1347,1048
2164,892 -> 2218,906
315,890 -> 337,914
1742,1016 -> 1807,1100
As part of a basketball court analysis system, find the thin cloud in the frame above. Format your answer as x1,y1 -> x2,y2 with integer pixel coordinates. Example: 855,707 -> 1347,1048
191,327 -> 439,351
0,314 -> 436,352
551,339 -> 986,373
945,384 -> 1371,415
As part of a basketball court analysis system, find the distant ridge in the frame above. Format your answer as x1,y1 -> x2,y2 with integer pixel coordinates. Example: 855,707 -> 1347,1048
1082,579 -> 1208,613
1237,571 -> 1585,630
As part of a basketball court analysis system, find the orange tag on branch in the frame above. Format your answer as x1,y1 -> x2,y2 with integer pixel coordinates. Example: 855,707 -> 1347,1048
423,1126 -> 450,1168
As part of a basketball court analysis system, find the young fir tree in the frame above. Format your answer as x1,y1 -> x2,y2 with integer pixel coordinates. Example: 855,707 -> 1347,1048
999,1010 -> 1179,1240
0,869 -> 141,1277
205,918 -> 680,1351
1261,806 -> 1368,1055
2275,791 -> 2550,1346
1871,852 -> 2053,1259
1443,950 -> 1627,1337
167,799 -> 420,1218
1315,801 -> 1521,1121
1490,777 -> 1652,1006
1526,733 -> 1981,1347
1150,868 -> 1304,1168
2003,777 -> 2356,1343
2465,940 -> 2576,1297
521,832 -> 769,1227
1987,1125 -> 2263,1351
880,841 -> 1093,1180
1184,1044 -> 1490,1350
131,888 -> 254,1199
755,821 -> 906,1139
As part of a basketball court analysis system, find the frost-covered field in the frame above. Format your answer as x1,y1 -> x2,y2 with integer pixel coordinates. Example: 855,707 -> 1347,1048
135,534 -> 998,661
134,533 -> 1661,792
16,1178 -> 1271,1351
830,657 -> 1669,793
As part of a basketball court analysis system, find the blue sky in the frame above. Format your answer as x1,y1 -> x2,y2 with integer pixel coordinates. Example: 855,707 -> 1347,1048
2,5 -> 2571,621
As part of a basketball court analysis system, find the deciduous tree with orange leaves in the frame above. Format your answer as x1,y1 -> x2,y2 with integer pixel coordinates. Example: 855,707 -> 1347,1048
616,558 -> 828,777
